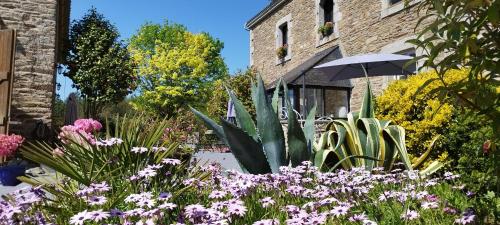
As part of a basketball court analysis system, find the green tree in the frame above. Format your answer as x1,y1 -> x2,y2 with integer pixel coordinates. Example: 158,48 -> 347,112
410,0 -> 500,195
409,0 -> 500,136
128,21 -> 228,118
64,8 -> 136,118
207,68 -> 256,120
52,96 -> 66,129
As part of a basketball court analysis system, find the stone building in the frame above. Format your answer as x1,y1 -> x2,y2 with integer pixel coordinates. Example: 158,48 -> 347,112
0,0 -> 70,138
246,0 -> 427,117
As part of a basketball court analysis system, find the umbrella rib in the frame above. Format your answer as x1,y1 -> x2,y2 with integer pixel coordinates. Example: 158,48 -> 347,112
387,61 -> 414,75
328,64 -> 353,81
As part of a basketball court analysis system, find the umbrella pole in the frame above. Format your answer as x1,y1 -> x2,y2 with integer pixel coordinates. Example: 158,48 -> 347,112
302,73 -> 306,116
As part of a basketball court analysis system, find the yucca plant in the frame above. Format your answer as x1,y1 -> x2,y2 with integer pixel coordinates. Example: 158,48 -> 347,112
19,115 -> 208,223
191,76 -> 316,174
313,80 -> 443,174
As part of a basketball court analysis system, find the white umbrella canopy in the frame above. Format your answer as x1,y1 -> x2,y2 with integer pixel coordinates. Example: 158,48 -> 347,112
314,53 -> 415,81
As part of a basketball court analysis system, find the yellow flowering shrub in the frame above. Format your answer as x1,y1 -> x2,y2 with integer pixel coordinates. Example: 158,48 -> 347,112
376,69 -> 469,160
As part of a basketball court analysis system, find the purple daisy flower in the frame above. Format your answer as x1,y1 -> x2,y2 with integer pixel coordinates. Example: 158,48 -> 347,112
259,197 -> 275,208
252,219 -> 280,225
69,210 -> 91,225
400,210 -> 419,220
86,195 -> 107,206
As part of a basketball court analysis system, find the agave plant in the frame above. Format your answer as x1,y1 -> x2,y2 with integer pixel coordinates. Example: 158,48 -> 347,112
313,80 -> 443,174
191,76 -> 316,174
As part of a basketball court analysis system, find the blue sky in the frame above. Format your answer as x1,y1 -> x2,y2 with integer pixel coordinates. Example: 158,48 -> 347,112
57,0 -> 269,99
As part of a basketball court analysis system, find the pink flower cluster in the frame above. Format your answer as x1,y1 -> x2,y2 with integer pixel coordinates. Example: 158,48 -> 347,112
74,119 -> 103,133
59,119 -> 102,145
0,134 -> 24,157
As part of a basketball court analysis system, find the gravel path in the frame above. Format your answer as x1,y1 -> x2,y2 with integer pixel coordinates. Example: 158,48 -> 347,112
1,152 -> 241,196
192,151 -> 242,172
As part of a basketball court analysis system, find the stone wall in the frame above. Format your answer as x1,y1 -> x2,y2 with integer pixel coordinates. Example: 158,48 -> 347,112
249,0 -> 432,111
0,0 -> 60,138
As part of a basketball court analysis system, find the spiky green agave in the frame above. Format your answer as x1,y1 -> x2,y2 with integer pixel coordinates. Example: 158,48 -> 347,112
191,76 -> 316,174
313,80 -> 443,174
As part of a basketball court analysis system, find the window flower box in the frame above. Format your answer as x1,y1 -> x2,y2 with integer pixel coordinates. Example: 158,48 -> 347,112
276,44 -> 288,60
318,22 -> 334,37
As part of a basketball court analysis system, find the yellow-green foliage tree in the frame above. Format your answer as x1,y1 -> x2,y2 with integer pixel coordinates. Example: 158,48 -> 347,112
376,69 -> 469,161
129,21 -> 228,117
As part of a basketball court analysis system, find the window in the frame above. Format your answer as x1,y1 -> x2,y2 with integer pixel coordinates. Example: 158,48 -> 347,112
279,23 -> 288,47
316,0 -> 337,45
304,88 -> 324,117
389,0 -> 403,5
321,0 -> 334,23
299,87 -> 350,118
381,0 -> 421,18
275,14 -> 292,62
324,89 -> 349,118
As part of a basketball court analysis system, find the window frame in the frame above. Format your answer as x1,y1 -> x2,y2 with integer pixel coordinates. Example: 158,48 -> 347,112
380,0 -> 422,18
315,0 -> 340,47
295,85 -> 351,118
275,14 -> 292,63
321,0 -> 334,24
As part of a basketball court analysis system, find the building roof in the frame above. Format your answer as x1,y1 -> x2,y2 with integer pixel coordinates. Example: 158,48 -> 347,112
267,46 -> 353,90
245,0 -> 290,30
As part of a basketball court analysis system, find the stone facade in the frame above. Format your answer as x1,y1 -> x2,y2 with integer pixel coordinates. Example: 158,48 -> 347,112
0,0 -> 70,138
247,0 -> 430,111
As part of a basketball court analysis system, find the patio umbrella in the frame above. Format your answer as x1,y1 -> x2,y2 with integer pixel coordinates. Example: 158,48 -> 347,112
226,99 -> 236,124
64,92 -> 78,125
313,53 -> 415,81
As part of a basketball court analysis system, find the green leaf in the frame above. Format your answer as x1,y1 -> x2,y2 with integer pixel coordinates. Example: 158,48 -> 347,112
412,135 -> 441,169
190,106 -> 227,145
225,86 -> 258,140
284,82 -> 309,167
488,1 -> 500,24
328,155 -> 384,172
304,105 -> 317,147
314,147 -> 328,170
359,79 -> 375,118
271,78 -> 282,113
356,118 -> 381,170
328,125 -> 353,169
250,79 -> 258,107
382,131 -> 398,171
419,161 -> 444,177
255,76 -> 287,173
384,125 -> 412,170
220,119 -> 271,174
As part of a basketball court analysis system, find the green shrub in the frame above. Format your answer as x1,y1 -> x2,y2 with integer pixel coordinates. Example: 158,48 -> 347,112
376,69 -> 499,222
376,69 -> 495,166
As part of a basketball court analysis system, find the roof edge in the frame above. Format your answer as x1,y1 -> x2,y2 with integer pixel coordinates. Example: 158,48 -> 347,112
266,45 -> 343,90
245,0 -> 290,30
